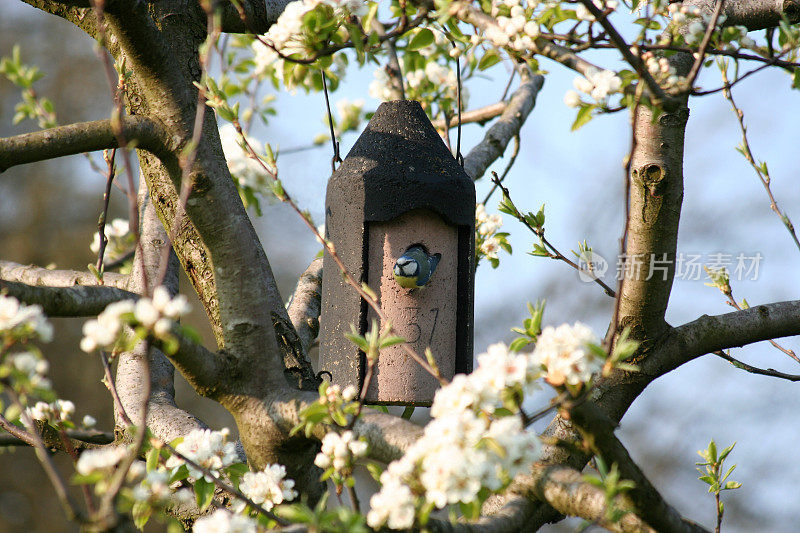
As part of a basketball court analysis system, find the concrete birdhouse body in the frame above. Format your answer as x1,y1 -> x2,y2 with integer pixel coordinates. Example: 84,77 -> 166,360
320,100 -> 475,405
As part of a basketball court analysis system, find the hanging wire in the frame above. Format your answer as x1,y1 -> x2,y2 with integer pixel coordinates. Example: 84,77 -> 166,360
452,41 -> 464,168
321,70 -> 342,172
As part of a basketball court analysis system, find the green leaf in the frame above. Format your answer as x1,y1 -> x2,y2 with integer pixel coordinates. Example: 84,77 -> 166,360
571,104 -> 594,131
478,49 -> 502,71
194,477 -> 215,511
407,28 -> 435,51
146,446 -> 160,472
508,337 -> 530,352
132,500 -> 152,530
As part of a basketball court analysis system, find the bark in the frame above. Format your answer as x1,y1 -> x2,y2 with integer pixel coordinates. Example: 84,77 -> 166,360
617,97 -> 690,343
0,260 -> 127,289
0,117 -> 172,172
115,181 -> 209,442
462,66 -> 544,181
0,279 -> 137,316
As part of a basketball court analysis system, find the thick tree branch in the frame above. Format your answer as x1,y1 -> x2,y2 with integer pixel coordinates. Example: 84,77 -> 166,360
117,185 -> 221,433
0,425 -> 114,449
644,300 -> 800,378
616,89 -> 690,343
1,260 -> 128,289
0,116 -> 172,172
219,0 -> 294,34
0,279 -> 137,317
462,66 -> 543,180
286,258 -> 323,357
569,401 -> 709,533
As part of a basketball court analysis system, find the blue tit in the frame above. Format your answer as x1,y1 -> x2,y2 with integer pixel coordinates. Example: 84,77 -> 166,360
392,245 -> 441,289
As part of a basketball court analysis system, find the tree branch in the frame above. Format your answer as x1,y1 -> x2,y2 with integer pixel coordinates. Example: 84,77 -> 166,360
462,66 -> 543,180
219,0 -> 294,34
0,116 -> 172,172
644,300 -> 800,378
616,89 -> 691,343
0,260 -> 128,290
713,350 -> 800,381
432,102 -> 506,131
286,258 -> 323,357
569,401 -> 709,533
0,279 -> 137,317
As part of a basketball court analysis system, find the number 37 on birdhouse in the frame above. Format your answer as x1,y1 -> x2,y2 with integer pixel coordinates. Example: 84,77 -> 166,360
320,100 -> 475,406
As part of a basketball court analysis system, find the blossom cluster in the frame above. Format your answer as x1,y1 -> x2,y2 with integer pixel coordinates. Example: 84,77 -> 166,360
565,68 -> 623,107
480,0 -> 541,50
668,4 -> 755,50
249,0 -> 363,92
530,322 -> 602,387
89,218 -> 133,266
4,350 -> 51,391
370,58 -> 469,110
0,294 -> 53,343
26,399 -> 75,424
237,464 -> 298,511
641,51 -> 684,90
366,343 -> 542,530
132,469 -> 194,507
314,430 -> 368,475
76,446 -> 127,476
576,0 -> 618,22
475,204 -> 509,267
165,428 -> 239,482
80,286 -> 190,353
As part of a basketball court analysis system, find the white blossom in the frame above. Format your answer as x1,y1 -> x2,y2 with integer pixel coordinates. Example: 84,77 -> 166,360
76,446 -> 127,476
314,430 -> 367,472
0,294 -> 53,342
367,479 -> 416,530
368,341 -> 543,529
193,509 -> 258,533
238,464 -> 297,511
165,428 -> 239,482
563,89 -> 582,108
82,414 -> 97,428
480,237 -> 501,260
80,300 -> 135,353
530,322 -> 602,386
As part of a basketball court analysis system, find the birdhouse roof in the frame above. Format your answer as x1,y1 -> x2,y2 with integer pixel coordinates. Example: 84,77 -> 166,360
327,100 -> 475,227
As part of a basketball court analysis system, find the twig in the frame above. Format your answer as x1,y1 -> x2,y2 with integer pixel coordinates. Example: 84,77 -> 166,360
159,440 -> 288,526
684,0 -> 727,90
720,67 -> 800,253
5,389 -> 83,522
95,148 -> 117,278
715,279 -> 799,363
481,134 -> 520,206
713,350 -> 800,381
101,351 -> 134,426
492,174 -> 616,298
371,19 -> 405,100
575,0 -> 676,108
89,0 -> 146,295
322,70 -> 341,172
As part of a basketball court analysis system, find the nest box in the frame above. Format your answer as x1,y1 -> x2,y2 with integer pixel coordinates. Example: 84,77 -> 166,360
319,100 -> 475,405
